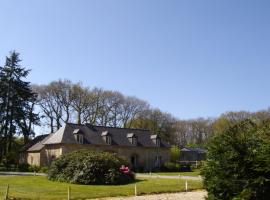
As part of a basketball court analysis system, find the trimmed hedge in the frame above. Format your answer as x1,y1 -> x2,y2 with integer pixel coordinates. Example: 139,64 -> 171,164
48,150 -> 134,185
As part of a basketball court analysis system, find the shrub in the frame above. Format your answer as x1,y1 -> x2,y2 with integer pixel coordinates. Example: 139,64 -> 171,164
161,162 -> 181,172
39,167 -> 48,173
48,150 -> 135,185
137,166 -> 145,173
202,120 -> 270,200
0,164 -> 7,172
170,145 -> 180,163
18,163 -> 30,172
29,165 -> 41,172
180,164 -> 191,172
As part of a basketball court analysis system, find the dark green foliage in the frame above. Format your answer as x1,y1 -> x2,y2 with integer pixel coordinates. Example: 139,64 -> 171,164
48,150 -> 135,185
0,51 -> 39,162
180,164 -> 191,172
161,162 -> 181,172
18,163 -> 30,172
28,165 -> 41,172
202,120 -> 270,200
170,145 -> 180,163
39,166 -> 48,173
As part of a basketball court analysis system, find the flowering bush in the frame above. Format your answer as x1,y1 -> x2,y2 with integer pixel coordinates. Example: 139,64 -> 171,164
48,150 -> 135,185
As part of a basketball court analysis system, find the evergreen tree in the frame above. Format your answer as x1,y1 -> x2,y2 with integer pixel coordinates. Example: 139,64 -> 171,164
202,119 -> 270,200
0,51 -> 39,162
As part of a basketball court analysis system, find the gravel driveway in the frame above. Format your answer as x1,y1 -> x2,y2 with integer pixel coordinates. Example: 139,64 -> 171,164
95,191 -> 207,200
136,174 -> 202,181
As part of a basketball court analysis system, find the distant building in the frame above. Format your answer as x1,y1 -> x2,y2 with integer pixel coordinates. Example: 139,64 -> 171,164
20,123 -> 170,171
179,147 -> 206,163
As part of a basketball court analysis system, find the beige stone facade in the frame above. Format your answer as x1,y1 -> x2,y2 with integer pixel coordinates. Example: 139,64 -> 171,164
26,144 -> 170,171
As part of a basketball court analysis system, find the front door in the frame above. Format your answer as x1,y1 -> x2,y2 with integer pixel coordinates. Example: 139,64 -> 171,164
131,154 -> 138,169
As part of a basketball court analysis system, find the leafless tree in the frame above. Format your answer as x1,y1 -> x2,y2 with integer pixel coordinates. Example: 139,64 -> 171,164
70,83 -> 90,124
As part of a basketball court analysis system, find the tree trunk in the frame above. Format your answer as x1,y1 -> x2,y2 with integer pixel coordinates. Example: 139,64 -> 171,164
50,117 -> 54,133
77,110 -> 81,124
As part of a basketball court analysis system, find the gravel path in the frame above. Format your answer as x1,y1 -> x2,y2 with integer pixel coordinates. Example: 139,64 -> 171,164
0,172 -> 202,181
136,174 -> 202,181
0,171 -> 46,176
94,191 -> 207,200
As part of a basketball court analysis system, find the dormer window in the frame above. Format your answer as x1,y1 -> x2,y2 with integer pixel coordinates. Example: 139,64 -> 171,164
101,131 -> 112,145
131,137 -> 137,145
151,135 -> 161,147
73,129 -> 84,144
127,133 -> 137,146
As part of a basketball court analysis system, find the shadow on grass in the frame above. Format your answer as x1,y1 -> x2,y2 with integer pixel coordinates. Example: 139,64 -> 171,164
46,177 -> 145,186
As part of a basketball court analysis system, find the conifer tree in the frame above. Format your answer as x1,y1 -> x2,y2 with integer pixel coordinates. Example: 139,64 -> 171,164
0,51 -> 39,161
202,119 -> 270,200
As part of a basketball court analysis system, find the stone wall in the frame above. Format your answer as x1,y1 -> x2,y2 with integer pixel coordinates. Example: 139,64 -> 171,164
27,152 -> 40,166
40,144 -> 170,171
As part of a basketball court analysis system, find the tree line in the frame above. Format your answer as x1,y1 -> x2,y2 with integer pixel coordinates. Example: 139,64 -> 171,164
1,51 -> 270,163
33,80 -> 177,142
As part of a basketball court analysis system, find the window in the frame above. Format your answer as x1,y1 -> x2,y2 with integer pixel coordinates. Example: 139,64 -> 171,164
127,133 -> 137,146
155,156 -> 162,168
51,155 -> 56,160
128,137 -> 137,145
156,138 -> 161,147
132,137 -> 137,145
105,136 -> 112,145
75,134 -> 84,144
73,129 -> 84,144
101,131 -> 112,145
151,135 -> 161,147
131,154 -> 138,168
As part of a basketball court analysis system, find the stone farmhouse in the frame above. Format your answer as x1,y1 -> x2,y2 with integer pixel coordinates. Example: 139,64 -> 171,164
20,123 -> 170,171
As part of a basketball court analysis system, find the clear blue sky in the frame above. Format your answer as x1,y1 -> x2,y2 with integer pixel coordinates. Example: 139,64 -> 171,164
0,0 -> 270,119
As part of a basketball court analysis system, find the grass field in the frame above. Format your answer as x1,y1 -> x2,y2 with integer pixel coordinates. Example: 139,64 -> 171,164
0,176 -> 203,200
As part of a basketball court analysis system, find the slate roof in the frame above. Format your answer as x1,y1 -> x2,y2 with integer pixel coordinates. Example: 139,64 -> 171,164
26,123 -> 170,152
20,134 -> 50,152
181,147 -> 206,153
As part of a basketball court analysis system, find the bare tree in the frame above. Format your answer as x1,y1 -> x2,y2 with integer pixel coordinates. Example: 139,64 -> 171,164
120,96 -> 149,128
34,84 -> 63,133
49,80 -> 73,123
173,120 -> 190,146
70,83 -> 90,124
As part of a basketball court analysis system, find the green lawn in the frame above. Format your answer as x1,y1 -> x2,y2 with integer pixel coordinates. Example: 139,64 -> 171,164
0,176 -> 202,200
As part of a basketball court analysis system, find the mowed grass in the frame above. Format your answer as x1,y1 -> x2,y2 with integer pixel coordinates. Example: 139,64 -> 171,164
0,176 -> 202,200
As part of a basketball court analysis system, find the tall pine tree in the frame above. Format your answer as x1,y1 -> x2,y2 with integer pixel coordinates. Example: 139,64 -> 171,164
0,51 -> 39,162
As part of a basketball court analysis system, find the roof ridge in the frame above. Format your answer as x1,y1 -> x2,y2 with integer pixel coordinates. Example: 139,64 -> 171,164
59,124 -> 67,142
65,122 -> 150,132
65,122 -> 86,126
85,123 -> 150,132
